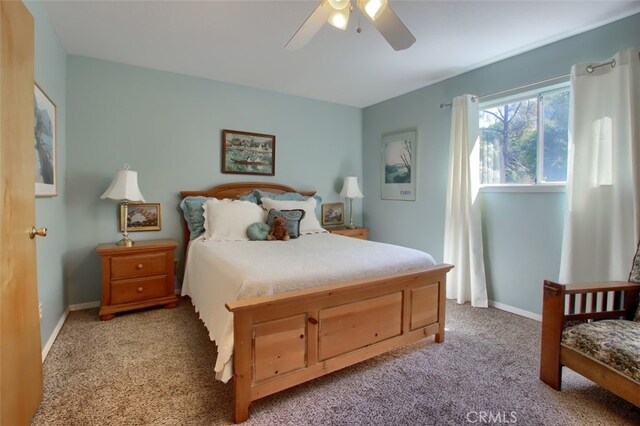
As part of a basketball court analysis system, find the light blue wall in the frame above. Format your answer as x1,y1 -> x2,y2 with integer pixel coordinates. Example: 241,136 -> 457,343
24,1 -> 640,347
24,1 -> 68,349
363,13 -> 640,314
66,56 -> 363,304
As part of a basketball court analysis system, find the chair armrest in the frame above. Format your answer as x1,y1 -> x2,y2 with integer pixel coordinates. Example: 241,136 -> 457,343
543,280 -> 639,322
540,279 -> 639,389
562,281 -> 640,294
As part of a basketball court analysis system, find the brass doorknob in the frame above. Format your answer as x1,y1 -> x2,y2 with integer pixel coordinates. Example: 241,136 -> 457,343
29,227 -> 47,239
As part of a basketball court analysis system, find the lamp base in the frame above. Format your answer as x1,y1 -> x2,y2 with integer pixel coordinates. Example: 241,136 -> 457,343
117,201 -> 134,247
346,198 -> 357,230
117,235 -> 134,247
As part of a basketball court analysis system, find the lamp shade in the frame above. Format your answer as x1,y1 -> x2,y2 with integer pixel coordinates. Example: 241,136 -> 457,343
100,166 -> 145,202
339,176 -> 363,198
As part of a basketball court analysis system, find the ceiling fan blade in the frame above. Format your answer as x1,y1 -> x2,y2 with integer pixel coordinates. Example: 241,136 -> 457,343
285,1 -> 331,50
371,5 -> 416,51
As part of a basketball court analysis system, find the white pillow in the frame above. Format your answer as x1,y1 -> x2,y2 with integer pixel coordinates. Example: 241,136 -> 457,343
203,198 -> 265,241
261,197 -> 326,235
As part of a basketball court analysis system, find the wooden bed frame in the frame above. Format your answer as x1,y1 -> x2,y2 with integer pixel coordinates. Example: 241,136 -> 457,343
180,182 -> 453,423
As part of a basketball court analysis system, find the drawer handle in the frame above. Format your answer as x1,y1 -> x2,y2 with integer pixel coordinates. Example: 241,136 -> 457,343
137,287 -> 143,293
136,264 -> 144,270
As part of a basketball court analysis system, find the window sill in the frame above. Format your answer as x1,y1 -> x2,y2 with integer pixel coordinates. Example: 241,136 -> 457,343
480,184 -> 566,193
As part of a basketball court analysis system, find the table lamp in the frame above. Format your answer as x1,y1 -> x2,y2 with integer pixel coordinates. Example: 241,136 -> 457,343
100,164 -> 145,246
339,176 -> 363,229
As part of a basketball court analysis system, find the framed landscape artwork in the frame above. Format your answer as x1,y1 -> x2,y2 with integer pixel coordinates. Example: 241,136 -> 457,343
34,83 -> 57,197
222,129 -> 275,176
381,129 -> 417,201
120,203 -> 161,232
321,203 -> 344,226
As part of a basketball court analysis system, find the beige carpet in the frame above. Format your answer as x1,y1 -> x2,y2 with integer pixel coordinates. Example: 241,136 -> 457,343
31,297 -> 639,425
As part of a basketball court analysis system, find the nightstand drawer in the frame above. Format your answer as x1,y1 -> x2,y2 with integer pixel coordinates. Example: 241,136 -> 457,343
328,227 -> 369,240
341,228 -> 368,240
111,276 -> 167,304
110,252 -> 166,280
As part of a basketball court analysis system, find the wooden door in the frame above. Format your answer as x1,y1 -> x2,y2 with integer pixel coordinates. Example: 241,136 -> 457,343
0,2 -> 43,424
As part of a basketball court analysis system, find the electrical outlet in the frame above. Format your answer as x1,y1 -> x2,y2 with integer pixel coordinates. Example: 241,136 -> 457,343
39,303 -> 42,319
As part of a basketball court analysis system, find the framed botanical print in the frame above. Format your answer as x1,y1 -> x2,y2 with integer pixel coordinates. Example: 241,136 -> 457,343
34,83 -> 57,197
381,129 -> 417,201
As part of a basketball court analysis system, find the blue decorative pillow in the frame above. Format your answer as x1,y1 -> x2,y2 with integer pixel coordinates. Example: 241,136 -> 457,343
254,190 -> 322,218
266,209 -> 306,238
246,222 -> 270,241
179,196 -> 209,240
239,192 -> 259,204
253,190 -> 305,204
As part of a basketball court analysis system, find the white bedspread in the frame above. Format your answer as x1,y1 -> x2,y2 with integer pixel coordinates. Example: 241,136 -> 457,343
181,233 -> 436,382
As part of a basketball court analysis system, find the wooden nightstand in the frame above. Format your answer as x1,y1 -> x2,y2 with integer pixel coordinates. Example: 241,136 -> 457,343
96,239 -> 178,320
327,226 -> 369,240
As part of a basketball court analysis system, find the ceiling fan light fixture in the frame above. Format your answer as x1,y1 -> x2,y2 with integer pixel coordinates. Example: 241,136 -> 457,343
328,6 -> 350,30
357,0 -> 387,21
286,0 -> 414,51
328,0 -> 350,11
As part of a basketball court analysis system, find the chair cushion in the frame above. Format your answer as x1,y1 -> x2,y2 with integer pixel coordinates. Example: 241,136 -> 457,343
630,240 -> 640,321
562,320 -> 640,383
630,240 -> 640,284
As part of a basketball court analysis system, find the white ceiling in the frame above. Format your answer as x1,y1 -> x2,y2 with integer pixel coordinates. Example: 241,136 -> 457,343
43,0 -> 640,107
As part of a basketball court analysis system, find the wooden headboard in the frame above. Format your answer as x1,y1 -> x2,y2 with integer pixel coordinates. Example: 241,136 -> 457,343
179,181 -> 316,247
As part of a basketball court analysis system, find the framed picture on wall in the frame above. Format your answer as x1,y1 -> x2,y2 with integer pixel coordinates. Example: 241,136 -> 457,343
221,129 -> 275,176
120,202 -> 162,232
381,129 -> 417,201
34,83 -> 57,197
321,203 -> 344,226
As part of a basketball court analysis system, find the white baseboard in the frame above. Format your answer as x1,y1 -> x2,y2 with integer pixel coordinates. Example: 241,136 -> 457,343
69,301 -> 100,311
489,300 -> 542,322
42,308 -> 69,362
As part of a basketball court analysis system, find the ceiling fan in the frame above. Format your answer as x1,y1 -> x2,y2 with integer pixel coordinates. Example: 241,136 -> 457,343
285,0 -> 416,51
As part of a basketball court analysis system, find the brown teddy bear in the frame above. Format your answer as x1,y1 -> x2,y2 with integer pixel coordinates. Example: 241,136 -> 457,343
267,216 -> 289,241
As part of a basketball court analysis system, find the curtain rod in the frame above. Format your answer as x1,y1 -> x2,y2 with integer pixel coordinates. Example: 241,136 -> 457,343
440,55 -> 629,109
439,72 -> 569,109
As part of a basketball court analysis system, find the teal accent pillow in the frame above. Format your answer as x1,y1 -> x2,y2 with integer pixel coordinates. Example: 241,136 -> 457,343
254,190 -> 322,217
179,196 -> 209,240
266,209 -> 306,238
246,222 -> 270,241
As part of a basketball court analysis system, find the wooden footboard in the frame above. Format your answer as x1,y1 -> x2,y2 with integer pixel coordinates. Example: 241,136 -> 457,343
226,264 -> 453,423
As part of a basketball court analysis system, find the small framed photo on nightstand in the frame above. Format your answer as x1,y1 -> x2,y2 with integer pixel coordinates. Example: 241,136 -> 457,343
120,202 -> 161,232
321,203 -> 344,226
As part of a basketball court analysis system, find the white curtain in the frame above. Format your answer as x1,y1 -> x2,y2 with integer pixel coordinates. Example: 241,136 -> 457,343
443,95 -> 488,307
560,48 -> 640,283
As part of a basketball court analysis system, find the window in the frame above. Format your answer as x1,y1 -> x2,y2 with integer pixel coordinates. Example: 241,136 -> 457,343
479,86 -> 569,185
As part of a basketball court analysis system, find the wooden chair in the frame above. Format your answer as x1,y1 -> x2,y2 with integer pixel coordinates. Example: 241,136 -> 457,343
539,243 -> 640,407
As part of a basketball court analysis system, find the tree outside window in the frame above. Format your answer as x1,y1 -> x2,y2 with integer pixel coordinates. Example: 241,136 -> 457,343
479,88 -> 569,185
